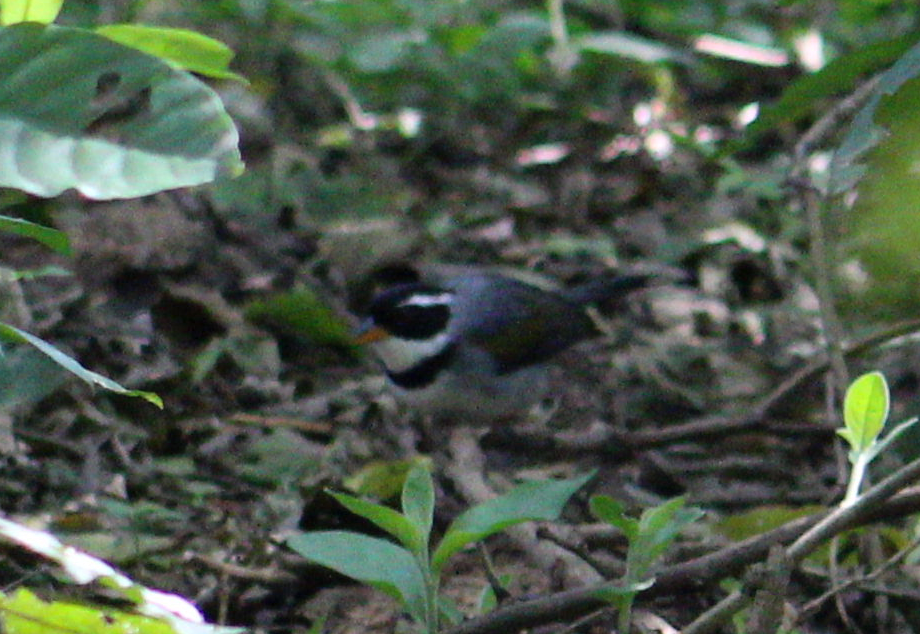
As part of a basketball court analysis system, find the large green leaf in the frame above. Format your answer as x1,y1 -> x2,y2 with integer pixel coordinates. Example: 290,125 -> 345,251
0,0 -> 63,25
431,471 -> 594,573
0,23 -> 242,199
833,40 -> 920,313
0,587 -> 175,634
0,322 -> 162,407
286,531 -> 427,623
0,214 -> 70,254
328,491 -> 423,553
745,34 -> 919,144
401,464 -> 434,550
96,25 -> 246,82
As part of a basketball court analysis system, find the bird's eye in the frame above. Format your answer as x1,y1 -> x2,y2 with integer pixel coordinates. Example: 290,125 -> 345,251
370,287 -> 453,340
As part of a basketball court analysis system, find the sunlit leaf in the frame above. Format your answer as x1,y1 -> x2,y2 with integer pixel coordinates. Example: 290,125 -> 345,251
0,214 -> 71,255
96,24 -> 246,81
0,588 -> 175,634
0,0 -> 63,25
841,371 -> 889,452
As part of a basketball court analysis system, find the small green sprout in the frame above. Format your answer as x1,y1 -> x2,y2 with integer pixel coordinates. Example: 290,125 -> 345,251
837,371 -> 918,508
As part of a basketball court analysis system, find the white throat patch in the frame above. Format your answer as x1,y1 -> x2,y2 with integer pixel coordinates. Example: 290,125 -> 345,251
372,331 -> 452,373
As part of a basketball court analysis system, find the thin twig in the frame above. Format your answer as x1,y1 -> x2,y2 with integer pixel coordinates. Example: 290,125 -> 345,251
796,533 -> 920,623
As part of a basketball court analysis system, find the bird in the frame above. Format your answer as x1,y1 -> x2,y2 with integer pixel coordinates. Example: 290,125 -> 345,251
354,270 -> 651,422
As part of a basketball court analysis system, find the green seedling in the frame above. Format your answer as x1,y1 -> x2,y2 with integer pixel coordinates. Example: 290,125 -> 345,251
287,465 -> 594,633
590,495 -> 703,632
837,371 -> 918,508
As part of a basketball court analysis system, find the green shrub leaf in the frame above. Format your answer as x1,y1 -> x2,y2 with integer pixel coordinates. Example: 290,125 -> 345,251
589,494 -> 639,541
401,464 -> 434,549
286,531 -> 426,622
0,322 -> 162,407
0,0 -> 63,25
0,587 -> 175,634
328,491 -> 423,553
0,23 -> 242,199
840,371 -> 889,452
431,471 -> 594,573
96,24 -> 246,81
0,214 -> 70,255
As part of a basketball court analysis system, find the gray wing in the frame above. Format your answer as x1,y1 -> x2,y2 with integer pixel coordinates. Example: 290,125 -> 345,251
446,275 -> 596,374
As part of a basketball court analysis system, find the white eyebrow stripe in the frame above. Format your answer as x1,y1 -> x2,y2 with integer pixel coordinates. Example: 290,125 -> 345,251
397,292 -> 454,308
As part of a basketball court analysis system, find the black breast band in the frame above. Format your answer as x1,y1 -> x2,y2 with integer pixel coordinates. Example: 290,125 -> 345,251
387,343 -> 456,389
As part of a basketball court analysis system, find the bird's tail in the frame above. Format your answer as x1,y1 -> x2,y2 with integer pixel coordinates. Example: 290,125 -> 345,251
563,273 -> 656,305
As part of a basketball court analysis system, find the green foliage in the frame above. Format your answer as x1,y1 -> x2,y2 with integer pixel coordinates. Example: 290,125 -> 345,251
344,457 -> 434,499
590,495 -> 703,631
744,33 -> 920,144
287,465 -> 593,633
0,587 -> 175,634
95,24 -> 246,81
837,371 -> 918,507
245,286 -> 354,348
431,471 -> 595,573
839,371 -> 890,454
0,23 -> 242,199
0,215 -> 70,255
0,0 -> 63,25
0,323 -> 162,407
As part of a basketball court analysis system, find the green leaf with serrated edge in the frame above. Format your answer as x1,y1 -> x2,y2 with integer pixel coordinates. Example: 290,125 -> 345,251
431,471 -> 594,573
96,25 -> 246,82
0,23 -> 242,200
0,215 -> 71,255
328,491 -> 422,553
0,587 -> 175,634
589,494 -> 639,541
0,322 -> 162,407
0,0 -> 63,25
401,464 -> 434,550
286,531 -> 426,623
842,372 -> 889,452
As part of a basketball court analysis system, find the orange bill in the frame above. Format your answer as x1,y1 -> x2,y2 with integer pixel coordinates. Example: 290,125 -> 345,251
354,325 -> 390,345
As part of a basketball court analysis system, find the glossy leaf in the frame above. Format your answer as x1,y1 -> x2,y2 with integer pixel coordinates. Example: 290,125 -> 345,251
0,23 -> 242,199
0,0 -> 62,25
0,588 -> 175,634
839,371 -> 889,453
0,322 -> 162,407
431,471 -> 594,573
401,464 -> 434,549
0,214 -> 70,255
589,494 -> 639,541
328,491 -> 422,553
286,531 -> 426,623
96,24 -> 246,81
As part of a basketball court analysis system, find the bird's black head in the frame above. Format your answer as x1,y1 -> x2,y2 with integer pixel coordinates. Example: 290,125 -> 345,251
366,283 -> 454,341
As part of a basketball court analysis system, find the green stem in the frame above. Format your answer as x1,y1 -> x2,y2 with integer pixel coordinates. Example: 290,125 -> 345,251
842,451 -> 870,508
617,595 -> 635,633
415,549 -> 439,634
